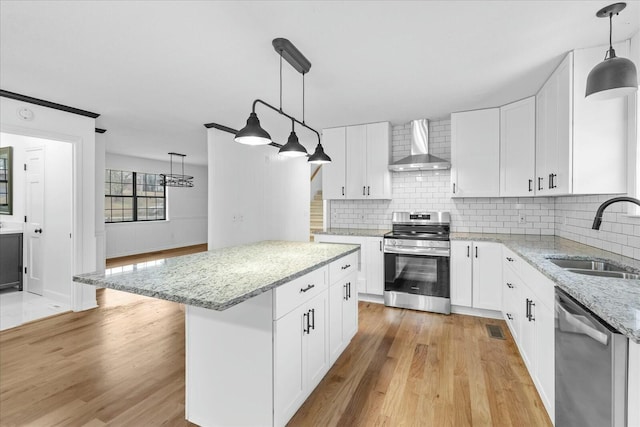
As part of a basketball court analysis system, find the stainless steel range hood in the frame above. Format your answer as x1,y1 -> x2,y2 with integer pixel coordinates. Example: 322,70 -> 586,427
388,119 -> 451,171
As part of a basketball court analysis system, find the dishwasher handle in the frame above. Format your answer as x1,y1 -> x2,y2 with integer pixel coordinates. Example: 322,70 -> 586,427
556,295 -> 609,346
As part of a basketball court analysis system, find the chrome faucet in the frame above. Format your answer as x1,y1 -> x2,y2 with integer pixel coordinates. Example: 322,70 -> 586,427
592,196 -> 640,230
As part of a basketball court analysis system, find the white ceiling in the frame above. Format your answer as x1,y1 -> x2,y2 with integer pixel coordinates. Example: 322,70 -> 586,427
1,1 -> 638,166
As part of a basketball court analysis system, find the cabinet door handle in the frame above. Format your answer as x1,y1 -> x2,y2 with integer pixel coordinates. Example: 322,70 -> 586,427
550,173 -> 557,189
303,312 -> 309,334
342,186 -> 345,196
467,245 -> 470,258
453,183 -> 456,194
344,283 -> 348,300
367,186 -> 370,196
528,179 -> 533,192
341,264 -> 351,270
475,246 -> 478,258
525,299 -> 530,320
363,186 -> 366,196
380,241 -> 382,251
300,284 -> 315,293
348,282 -> 351,299
309,308 -> 315,330
529,301 -> 535,322
538,177 -> 543,191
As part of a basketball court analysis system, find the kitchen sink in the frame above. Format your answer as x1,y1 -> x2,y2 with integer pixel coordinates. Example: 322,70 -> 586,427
548,258 -> 640,280
565,269 -> 640,280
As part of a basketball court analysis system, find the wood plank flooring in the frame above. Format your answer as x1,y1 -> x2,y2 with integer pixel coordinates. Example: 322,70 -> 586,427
0,246 -> 551,426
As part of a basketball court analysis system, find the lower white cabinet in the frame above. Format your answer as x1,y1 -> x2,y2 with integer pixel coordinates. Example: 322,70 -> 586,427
501,249 -> 555,422
314,234 -> 384,296
450,241 -> 502,311
329,271 -> 358,364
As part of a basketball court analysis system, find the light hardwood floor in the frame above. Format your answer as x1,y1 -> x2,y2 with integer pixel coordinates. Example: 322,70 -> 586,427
0,246 -> 551,426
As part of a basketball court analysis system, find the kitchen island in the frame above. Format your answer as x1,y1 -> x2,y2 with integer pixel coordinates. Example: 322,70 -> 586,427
74,240 -> 360,427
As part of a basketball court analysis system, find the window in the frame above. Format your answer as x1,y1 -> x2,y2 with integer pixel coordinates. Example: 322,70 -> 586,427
105,169 -> 166,223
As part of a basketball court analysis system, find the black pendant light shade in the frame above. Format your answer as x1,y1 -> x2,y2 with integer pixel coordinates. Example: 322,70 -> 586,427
234,112 -> 272,145
279,130 -> 308,157
586,51 -> 638,100
308,143 -> 331,164
585,2 -> 638,100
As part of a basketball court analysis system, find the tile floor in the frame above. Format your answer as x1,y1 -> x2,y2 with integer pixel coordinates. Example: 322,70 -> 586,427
0,288 -> 70,331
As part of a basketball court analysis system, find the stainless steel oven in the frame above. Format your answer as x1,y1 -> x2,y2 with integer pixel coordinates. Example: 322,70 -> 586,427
383,212 -> 451,314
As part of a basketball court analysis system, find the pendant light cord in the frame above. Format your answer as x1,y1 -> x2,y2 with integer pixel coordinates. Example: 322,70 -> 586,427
302,73 -> 306,124
609,12 -> 613,51
279,51 -> 283,112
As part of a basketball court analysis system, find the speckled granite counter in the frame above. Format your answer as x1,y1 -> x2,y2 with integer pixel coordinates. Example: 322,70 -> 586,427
74,240 -> 359,311
314,228 -> 390,237
451,233 -> 640,343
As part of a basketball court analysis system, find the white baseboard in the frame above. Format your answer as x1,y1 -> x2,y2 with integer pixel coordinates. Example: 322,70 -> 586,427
43,289 -> 71,306
451,305 -> 503,319
357,293 -> 384,304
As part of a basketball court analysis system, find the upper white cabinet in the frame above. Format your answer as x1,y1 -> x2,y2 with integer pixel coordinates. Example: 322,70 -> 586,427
500,97 -> 536,197
321,127 -> 347,199
322,122 -> 392,200
451,108 -> 500,198
536,42 -> 629,196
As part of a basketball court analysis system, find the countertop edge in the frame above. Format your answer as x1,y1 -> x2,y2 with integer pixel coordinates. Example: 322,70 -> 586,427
74,245 -> 360,311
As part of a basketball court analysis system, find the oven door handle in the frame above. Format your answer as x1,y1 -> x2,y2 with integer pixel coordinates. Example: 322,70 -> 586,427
384,246 -> 450,257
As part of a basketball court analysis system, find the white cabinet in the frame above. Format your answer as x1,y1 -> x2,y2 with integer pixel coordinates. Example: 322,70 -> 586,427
500,248 -> 555,421
329,271 -> 358,364
322,122 -> 392,200
321,127 -> 346,199
450,241 -> 502,311
500,97 -> 536,197
536,52 -> 572,195
314,234 -> 384,296
535,43 -> 629,196
451,108 -> 500,198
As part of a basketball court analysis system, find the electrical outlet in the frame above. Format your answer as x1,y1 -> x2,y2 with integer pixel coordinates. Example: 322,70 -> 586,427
518,214 -> 526,224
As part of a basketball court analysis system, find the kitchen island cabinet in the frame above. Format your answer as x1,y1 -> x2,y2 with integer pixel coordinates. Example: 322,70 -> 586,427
75,240 -> 360,427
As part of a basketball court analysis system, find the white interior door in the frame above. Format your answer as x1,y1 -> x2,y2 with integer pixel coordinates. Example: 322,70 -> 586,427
25,147 -> 45,296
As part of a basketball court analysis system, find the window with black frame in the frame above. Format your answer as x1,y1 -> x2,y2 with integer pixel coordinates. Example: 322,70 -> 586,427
105,169 -> 166,223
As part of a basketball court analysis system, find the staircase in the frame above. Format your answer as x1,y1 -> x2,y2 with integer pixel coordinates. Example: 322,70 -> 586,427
310,191 -> 323,241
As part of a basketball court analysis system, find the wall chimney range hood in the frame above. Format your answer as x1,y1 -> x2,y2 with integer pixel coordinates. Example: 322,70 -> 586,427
389,119 -> 451,171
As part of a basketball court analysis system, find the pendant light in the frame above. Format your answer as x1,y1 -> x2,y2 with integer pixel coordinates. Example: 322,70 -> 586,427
585,2 -> 638,100
160,152 -> 194,187
279,121 -> 308,157
233,38 -> 330,163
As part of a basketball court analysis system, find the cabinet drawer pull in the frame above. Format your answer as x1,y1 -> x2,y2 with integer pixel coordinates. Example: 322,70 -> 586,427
300,284 -> 315,293
341,264 -> 351,270
506,257 -> 514,262
506,282 -> 514,289
506,313 -> 513,320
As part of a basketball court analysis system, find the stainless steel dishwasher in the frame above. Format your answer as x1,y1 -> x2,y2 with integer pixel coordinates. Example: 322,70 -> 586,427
555,288 -> 628,427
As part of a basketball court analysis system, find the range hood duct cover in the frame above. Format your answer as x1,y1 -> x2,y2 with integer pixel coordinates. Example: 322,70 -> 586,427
389,119 -> 451,171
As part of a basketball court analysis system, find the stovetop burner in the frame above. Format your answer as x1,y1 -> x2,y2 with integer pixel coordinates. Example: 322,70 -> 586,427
386,212 -> 451,241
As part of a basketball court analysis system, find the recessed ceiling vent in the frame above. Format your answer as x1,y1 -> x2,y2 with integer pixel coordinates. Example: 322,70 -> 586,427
388,119 -> 451,172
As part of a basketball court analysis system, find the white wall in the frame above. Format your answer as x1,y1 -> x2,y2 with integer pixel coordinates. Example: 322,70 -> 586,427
105,152 -> 208,258
207,129 -> 309,249
1,96 -> 97,310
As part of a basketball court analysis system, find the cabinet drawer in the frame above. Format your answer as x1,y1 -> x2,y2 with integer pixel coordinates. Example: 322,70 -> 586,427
274,267 -> 327,320
503,246 -> 521,276
520,261 -> 555,310
329,252 -> 358,284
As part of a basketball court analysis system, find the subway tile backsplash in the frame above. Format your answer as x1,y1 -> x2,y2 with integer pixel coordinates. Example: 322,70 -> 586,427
328,120 -> 640,259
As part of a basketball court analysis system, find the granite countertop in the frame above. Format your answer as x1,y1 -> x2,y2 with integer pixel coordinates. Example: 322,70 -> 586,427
451,233 -> 640,343
74,240 -> 360,311
314,228 -> 390,238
